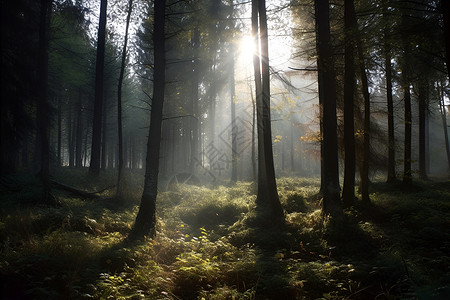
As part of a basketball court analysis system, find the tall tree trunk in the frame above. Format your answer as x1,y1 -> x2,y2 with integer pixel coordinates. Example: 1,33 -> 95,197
252,0 -> 284,222
403,84 -> 412,184
418,81 -> 428,180
116,0 -> 133,199
37,0 -> 52,203
442,0 -> 450,80
57,96 -> 62,167
75,90 -> 83,168
314,0 -> 342,217
230,49 -> 238,184
101,100 -> 107,169
438,83 -> 450,174
130,0 -> 166,239
384,7 -> 396,182
250,87 -> 257,183
356,32 -> 371,204
189,28 -> 200,173
342,0 -> 356,208
67,103 -> 75,168
89,0 -> 107,176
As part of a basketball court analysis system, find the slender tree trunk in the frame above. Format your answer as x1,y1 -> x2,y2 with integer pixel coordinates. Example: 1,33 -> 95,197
418,81 -> 428,180
67,103 -> 75,168
250,87 -> 257,183
189,28 -> 200,173
57,96 -> 62,166
438,83 -> 450,173
384,10 -> 396,182
290,121 -> 294,172
356,37 -> 371,203
442,0 -> 450,80
130,0 -> 166,239
403,84 -> 412,184
314,0 -> 342,217
252,0 -> 284,222
37,0 -> 52,202
89,0 -> 107,176
116,0 -> 133,199
230,49 -> 238,184
75,90 -> 83,168
342,0 -> 356,208
101,100 -> 107,169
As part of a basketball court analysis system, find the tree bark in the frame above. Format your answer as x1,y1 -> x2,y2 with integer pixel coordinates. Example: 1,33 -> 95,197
37,0 -> 53,203
314,0 -> 342,217
356,30 -> 371,204
383,5 -> 396,183
75,90 -> 83,168
342,0 -> 356,208
189,28 -> 200,174
116,0 -> 133,199
230,48 -> 238,184
130,0 -> 166,239
89,0 -> 107,176
418,81 -> 428,180
252,0 -> 284,222
438,83 -> 450,174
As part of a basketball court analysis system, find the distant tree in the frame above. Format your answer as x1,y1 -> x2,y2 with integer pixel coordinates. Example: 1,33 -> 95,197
130,0 -> 166,239
252,0 -> 284,222
89,0 -> 107,176
314,0 -> 342,217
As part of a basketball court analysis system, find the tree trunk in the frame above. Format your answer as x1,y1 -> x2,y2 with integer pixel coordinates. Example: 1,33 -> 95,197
418,81 -> 428,180
116,0 -> 133,199
37,0 -> 52,203
189,28 -> 200,173
384,8 -> 396,182
442,0 -> 450,80
75,90 -> 83,168
230,49 -> 238,184
438,83 -> 450,174
89,0 -> 107,176
403,84 -> 412,184
57,96 -> 62,167
101,100 -> 107,169
252,0 -> 284,222
67,101 -> 75,168
356,29 -> 371,204
314,0 -> 342,217
342,0 -> 356,208
130,0 -> 166,239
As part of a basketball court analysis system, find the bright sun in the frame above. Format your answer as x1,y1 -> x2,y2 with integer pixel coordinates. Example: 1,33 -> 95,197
238,35 -> 256,60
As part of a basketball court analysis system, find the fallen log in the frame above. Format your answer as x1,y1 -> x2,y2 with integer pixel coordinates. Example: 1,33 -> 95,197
51,180 -> 114,199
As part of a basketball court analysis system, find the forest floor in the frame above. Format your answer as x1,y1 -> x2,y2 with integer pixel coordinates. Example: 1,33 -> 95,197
1,169 -> 450,299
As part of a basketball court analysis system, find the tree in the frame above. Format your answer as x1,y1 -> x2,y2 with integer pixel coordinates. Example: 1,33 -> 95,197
252,0 -> 284,222
130,0 -> 166,239
89,0 -> 107,176
116,0 -> 133,199
314,0 -> 342,217
36,0 -> 54,203
383,2 -> 396,183
342,0 -> 356,208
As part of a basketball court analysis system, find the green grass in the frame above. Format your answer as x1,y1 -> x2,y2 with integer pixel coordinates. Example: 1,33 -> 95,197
1,171 -> 449,299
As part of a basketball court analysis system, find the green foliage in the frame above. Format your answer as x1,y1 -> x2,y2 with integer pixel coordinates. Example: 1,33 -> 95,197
1,174 -> 449,299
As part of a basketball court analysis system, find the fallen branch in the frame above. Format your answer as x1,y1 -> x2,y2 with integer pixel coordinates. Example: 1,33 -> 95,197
51,180 -> 114,199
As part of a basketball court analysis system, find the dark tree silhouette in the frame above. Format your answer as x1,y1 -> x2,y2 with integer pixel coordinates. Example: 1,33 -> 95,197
130,0 -> 166,239
314,0 -> 342,217
89,0 -> 107,176
252,0 -> 284,222
342,0 -> 356,208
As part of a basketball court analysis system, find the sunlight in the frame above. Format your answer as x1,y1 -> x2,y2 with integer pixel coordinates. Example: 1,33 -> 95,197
238,35 -> 256,60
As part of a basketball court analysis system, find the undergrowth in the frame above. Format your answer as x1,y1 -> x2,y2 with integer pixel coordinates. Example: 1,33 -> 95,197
1,172 -> 449,299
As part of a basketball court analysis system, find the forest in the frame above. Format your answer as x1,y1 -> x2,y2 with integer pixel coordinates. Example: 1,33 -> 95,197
1,0 -> 450,299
